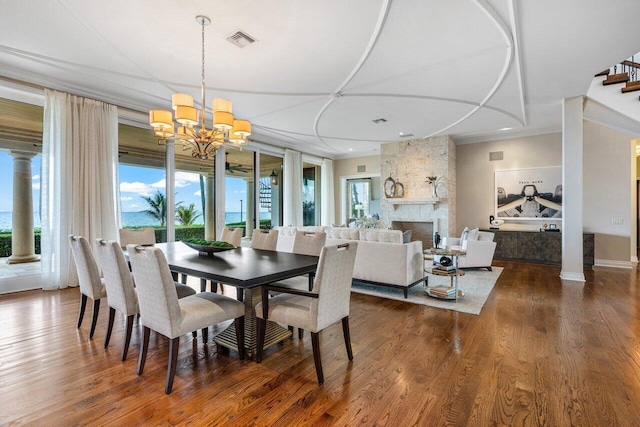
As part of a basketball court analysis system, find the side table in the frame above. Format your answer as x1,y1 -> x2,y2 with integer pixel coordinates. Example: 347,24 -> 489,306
423,248 -> 466,303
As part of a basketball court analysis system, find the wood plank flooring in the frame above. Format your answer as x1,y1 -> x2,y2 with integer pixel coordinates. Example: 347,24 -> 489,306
1,261 -> 640,426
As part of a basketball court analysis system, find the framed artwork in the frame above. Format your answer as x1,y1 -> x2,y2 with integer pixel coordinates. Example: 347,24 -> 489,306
495,166 -> 562,220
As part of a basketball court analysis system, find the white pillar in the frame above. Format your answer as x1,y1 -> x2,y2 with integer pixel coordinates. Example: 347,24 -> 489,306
561,96 -> 585,282
7,151 -> 39,264
166,141 -> 175,242
215,147 -> 227,240
246,179 -> 255,238
204,172 -> 215,240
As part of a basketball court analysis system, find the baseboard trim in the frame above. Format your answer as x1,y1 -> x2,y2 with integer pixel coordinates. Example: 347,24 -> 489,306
631,256 -> 638,264
0,274 -> 42,294
593,259 -> 633,269
560,270 -> 586,282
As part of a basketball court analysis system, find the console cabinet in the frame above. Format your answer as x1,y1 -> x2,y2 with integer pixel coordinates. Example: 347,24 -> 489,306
488,230 -> 594,266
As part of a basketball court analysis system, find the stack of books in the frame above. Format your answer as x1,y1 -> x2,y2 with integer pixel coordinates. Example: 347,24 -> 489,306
428,285 -> 457,297
434,264 -> 456,272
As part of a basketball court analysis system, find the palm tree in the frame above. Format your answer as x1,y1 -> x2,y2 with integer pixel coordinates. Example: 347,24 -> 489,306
141,191 -> 167,226
176,203 -> 201,226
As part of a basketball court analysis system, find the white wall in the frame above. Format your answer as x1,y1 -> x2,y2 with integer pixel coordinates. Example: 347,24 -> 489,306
583,120 -> 634,263
456,133 -> 562,233
455,125 -> 635,263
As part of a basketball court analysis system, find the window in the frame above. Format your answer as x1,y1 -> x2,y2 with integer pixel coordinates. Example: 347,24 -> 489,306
303,163 -> 320,226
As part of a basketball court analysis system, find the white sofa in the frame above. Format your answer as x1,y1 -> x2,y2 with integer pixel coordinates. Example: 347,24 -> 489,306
276,226 -> 426,298
439,229 -> 497,270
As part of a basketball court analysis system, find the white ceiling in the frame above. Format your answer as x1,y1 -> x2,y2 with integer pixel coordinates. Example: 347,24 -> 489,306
1,0 -> 639,158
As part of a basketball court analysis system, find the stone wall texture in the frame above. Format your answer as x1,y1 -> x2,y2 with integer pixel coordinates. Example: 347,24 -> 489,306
380,136 -> 456,236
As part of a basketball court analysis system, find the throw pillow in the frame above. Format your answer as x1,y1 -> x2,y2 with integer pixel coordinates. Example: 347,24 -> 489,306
402,230 -> 412,243
467,227 -> 480,241
459,227 -> 470,245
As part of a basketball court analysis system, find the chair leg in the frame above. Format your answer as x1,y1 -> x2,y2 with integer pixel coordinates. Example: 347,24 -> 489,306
200,278 -> 207,292
342,316 -> 353,360
122,315 -> 135,361
180,273 -> 187,284
311,332 -> 324,384
298,328 -> 304,340
89,299 -> 101,339
104,307 -> 116,348
403,288 -> 408,299
77,294 -> 88,328
202,327 -> 208,344
236,288 -> 244,302
137,326 -> 151,375
166,337 -> 180,394
256,318 -> 266,362
234,317 -> 245,360
487,266 -> 493,271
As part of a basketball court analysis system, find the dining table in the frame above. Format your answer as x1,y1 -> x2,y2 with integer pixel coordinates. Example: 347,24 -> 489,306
154,242 -> 319,358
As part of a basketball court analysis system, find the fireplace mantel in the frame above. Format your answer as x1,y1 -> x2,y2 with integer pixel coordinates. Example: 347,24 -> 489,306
387,198 -> 442,209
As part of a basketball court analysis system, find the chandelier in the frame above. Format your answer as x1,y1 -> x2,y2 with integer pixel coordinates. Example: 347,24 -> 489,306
149,15 -> 251,160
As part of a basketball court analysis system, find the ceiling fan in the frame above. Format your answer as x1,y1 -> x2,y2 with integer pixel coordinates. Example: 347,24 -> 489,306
225,153 -> 252,174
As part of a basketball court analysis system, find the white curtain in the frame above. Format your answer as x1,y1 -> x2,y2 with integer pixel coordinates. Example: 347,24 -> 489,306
41,89 -> 121,290
283,149 -> 303,226
320,158 -> 335,226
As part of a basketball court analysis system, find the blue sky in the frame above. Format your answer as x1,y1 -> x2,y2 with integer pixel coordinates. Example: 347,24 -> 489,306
0,151 -> 250,214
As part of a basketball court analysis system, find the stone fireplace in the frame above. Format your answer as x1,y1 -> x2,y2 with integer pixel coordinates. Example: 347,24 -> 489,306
380,136 -> 456,242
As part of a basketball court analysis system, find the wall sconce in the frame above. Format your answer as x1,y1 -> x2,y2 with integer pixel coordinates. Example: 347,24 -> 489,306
270,170 -> 278,185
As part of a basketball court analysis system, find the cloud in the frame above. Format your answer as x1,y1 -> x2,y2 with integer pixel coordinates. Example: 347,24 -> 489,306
32,174 -> 40,181
234,190 -> 246,194
194,190 -> 201,196
32,183 -> 40,190
150,179 -> 165,189
120,181 -> 154,196
121,196 -> 133,202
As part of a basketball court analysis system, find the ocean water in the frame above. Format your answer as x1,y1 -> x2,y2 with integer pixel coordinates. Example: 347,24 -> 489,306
0,211 -> 271,231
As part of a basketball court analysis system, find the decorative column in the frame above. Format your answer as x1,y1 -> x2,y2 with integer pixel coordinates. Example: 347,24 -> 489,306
561,96 -> 585,282
204,172 -> 215,240
165,141 -> 175,242
246,179 -> 255,238
7,151 -> 39,264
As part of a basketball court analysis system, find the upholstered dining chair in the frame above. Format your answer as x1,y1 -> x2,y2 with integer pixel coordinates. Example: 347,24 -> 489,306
273,230 -> 327,338
95,239 -> 197,361
201,227 -> 245,293
120,227 -> 189,284
127,245 -> 245,394
119,227 -> 156,248
250,229 -> 279,251
255,242 -> 358,384
68,235 -> 107,339
221,227 -> 243,248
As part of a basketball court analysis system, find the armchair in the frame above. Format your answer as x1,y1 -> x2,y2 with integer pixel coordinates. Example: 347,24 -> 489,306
439,229 -> 496,271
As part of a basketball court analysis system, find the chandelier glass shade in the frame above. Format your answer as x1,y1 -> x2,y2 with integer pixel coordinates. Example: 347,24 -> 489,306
149,15 -> 251,160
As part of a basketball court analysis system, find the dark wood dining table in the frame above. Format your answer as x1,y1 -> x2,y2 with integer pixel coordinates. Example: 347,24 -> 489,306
154,242 -> 319,357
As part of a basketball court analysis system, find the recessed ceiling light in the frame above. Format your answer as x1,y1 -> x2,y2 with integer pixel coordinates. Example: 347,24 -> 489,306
348,148 -> 354,151
399,132 -> 414,138
499,127 -> 513,131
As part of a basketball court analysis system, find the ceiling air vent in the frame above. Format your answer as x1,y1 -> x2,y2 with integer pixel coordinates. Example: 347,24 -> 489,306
372,118 -> 387,124
399,132 -> 414,138
226,30 -> 257,48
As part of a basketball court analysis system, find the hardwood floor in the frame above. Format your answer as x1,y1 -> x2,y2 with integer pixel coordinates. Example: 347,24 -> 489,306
1,261 -> 639,425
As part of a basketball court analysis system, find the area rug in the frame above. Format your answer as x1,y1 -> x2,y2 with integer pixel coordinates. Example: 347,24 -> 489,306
351,267 -> 503,315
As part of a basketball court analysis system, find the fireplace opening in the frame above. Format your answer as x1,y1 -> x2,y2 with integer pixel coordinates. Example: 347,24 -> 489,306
391,221 -> 435,249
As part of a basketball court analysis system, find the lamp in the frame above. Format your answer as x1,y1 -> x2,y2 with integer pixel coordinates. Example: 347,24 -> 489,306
148,15 -> 252,160
270,170 -> 278,185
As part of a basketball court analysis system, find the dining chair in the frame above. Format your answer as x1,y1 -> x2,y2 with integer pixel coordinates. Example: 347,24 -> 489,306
127,244 -> 245,394
119,227 -> 156,248
68,235 -> 107,339
120,227 -> 188,285
273,230 -> 327,338
201,227 -> 244,294
255,242 -> 358,384
250,229 -> 279,251
221,227 -> 243,247
95,239 -> 198,361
